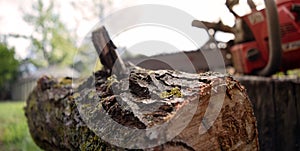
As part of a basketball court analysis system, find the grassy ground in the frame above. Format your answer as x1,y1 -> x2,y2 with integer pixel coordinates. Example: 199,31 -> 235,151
273,68 -> 300,78
0,101 -> 42,151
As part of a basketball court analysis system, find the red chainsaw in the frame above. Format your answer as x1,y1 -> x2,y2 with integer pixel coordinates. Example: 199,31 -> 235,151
230,0 -> 300,76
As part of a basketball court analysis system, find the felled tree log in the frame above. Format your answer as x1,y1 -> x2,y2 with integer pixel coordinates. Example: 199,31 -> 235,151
25,68 -> 259,150
25,26 -> 259,150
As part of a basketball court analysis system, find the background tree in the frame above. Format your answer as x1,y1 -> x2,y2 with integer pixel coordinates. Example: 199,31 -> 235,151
23,0 -> 77,68
0,43 -> 19,99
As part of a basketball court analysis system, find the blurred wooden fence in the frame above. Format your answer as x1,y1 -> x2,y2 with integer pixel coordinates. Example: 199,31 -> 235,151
11,66 -> 80,101
11,78 -> 37,101
237,76 -> 300,151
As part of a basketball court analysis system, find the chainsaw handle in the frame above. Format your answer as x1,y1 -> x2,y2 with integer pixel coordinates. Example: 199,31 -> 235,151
256,0 -> 282,76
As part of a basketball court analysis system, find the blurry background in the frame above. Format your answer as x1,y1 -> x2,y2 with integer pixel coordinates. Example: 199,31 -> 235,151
0,0 -> 262,150
0,0 -> 261,100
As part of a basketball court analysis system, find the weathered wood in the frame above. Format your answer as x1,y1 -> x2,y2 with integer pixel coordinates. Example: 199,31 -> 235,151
237,76 -> 300,151
273,79 -> 298,151
236,76 -> 276,151
25,68 -> 259,151
295,80 -> 300,150
25,26 -> 259,150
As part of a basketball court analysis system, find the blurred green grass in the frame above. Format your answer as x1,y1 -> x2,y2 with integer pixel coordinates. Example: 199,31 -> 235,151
0,101 -> 42,151
273,69 -> 300,78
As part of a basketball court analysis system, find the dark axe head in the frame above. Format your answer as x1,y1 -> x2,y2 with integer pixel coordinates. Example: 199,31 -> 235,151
91,26 -> 127,76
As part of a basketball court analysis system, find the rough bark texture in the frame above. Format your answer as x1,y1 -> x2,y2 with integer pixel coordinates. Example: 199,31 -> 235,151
25,67 -> 259,151
25,26 -> 258,150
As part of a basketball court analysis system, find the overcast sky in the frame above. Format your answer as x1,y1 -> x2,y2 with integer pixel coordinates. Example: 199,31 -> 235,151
0,0 -> 262,58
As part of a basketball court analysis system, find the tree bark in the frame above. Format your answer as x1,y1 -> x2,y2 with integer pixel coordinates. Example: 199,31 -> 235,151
25,68 -> 259,151
25,26 -> 258,150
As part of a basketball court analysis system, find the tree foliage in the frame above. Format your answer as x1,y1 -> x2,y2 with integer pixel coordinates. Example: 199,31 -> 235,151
0,43 -> 19,88
24,0 -> 77,68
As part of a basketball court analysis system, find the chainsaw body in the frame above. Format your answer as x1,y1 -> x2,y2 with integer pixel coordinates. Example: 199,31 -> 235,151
231,0 -> 300,74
